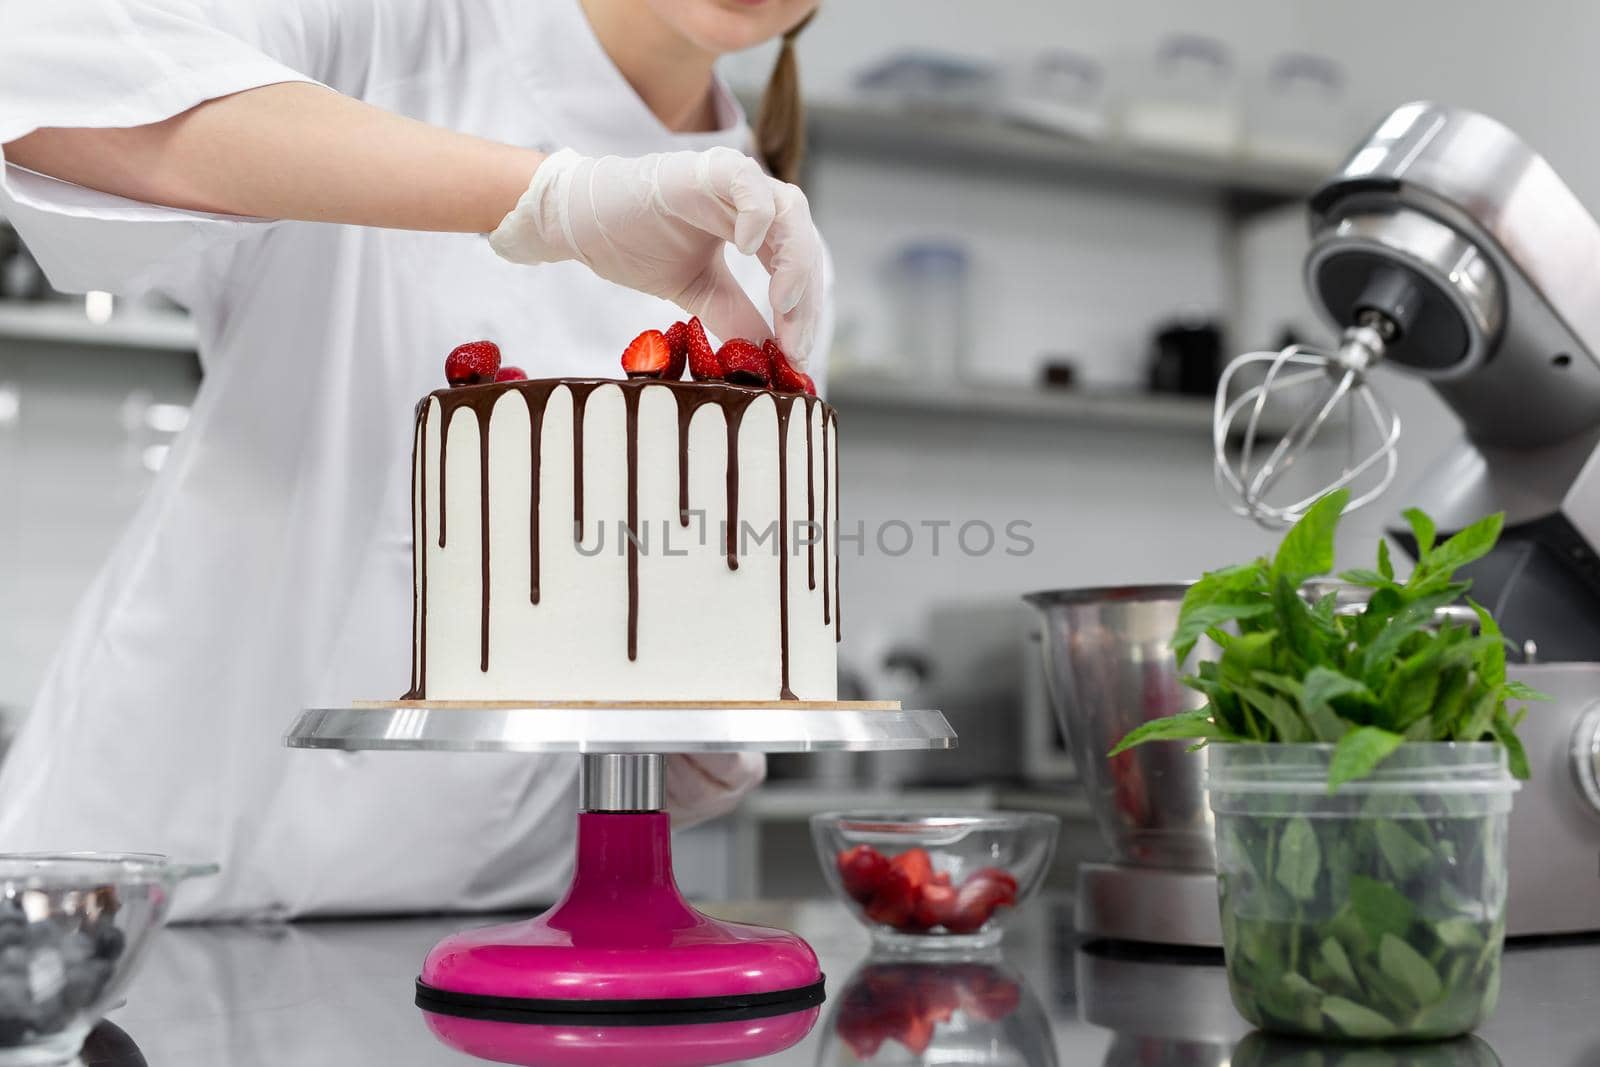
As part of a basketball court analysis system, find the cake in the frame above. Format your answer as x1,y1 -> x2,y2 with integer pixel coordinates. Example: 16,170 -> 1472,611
403,340 -> 839,702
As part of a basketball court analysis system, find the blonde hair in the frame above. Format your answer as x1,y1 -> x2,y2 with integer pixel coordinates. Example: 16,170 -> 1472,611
755,12 -> 813,185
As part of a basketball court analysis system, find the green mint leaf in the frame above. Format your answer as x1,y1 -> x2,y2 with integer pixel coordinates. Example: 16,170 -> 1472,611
1503,680 -> 1550,701
1237,685 -> 1312,743
1492,706 -> 1532,780
1433,918 -> 1487,951
1350,875 -> 1415,942
1270,489 -> 1349,588
1403,507 -> 1436,558
1171,601 -> 1274,667
1319,937 -> 1359,988
1374,820 -> 1433,881
1378,537 -> 1395,581
1321,995 -> 1399,1039
1467,599 -> 1507,689
1458,686 -> 1501,741
1424,512 -> 1505,577
1303,666 -> 1375,718
1274,817 -> 1321,901
1329,726 -> 1405,790
1108,708 -> 1222,756
1338,567 -> 1394,589
1379,933 -> 1444,1007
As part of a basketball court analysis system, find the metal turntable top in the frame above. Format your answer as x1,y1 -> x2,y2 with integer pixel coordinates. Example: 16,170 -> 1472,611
285,701 -> 957,755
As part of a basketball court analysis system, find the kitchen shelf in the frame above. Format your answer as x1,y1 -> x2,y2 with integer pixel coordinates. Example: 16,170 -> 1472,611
795,96 -> 1327,217
828,372 -> 1218,434
0,302 -> 197,351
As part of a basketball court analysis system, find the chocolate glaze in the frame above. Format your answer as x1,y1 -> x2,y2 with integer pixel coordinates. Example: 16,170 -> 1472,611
410,377 -> 837,700
775,395 -> 797,700
566,382 -> 603,544
821,405 -> 830,629
403,402 -> 428,700
623,384 -> 642,661
521,382 -> 559,605
804,400 -> 816,591
830,406 -> 841,643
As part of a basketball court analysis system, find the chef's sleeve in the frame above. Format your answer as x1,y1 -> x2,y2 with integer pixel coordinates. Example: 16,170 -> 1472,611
0,0 -> 342,296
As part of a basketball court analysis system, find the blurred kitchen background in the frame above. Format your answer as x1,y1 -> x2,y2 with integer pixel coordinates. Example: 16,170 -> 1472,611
1,0 -> 1593,898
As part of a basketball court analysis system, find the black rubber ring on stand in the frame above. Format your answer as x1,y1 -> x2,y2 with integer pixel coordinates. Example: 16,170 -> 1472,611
414,975 -> 827,1026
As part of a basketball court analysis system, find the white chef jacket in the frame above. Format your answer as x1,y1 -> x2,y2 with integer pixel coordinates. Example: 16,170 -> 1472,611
0,0 -> 830,920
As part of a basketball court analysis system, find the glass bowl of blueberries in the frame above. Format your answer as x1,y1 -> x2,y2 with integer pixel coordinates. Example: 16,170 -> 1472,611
0,853 -> 215,1066
810,812 -> 1059,954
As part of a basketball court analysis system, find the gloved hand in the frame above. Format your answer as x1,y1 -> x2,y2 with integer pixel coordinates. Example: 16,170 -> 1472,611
489,147 -> 822,367
664,752 -> 766,828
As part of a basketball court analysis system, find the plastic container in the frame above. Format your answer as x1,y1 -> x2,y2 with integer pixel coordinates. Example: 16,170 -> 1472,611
1207,743 -> 1516,1041
810,812 -> 1058,953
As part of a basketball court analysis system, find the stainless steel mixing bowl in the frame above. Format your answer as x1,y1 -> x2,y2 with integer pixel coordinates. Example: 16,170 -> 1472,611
1023,585 -> 1215,871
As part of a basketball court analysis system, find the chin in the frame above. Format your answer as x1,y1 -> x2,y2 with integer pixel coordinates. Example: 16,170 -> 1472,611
648,0 -> 818,55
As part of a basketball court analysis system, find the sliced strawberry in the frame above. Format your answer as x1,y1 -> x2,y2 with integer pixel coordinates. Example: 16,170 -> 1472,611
764,338 -> 810,394
445,340 -> 501,386
931,870 -> 952,888
966,867 -> 1019,903
913,881 -> 958,930
621,329 -> 672,379
897,1015 -> 935,1056
943,876 -> 1015,934
494,365 -> 528,382
837,845 -> 889,906
662,321 -> 690,380
888,847 -> 934,890
685,317 -> 722,381
717,338 -> 769,386
863,867 -> 917,928
800,372 -> 817,397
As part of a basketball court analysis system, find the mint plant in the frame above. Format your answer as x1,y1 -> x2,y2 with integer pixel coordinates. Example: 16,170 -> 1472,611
1111,489 -> 1542,1039
1111,488 -> 1542,787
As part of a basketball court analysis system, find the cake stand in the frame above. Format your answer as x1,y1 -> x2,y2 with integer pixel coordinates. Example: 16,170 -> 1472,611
285,700 -> 955,1026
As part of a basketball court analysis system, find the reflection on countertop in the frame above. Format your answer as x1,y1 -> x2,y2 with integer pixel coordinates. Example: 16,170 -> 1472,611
77,895 -> 1600,1065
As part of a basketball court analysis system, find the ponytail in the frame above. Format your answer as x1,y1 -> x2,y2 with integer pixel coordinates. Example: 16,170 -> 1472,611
755,13 -> 813,185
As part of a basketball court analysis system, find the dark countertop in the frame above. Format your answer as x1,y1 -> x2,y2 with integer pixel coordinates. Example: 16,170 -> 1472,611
89,894 -> 1600,1065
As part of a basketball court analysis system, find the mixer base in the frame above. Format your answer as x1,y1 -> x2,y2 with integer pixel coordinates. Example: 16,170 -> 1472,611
418,811 -> 826,1023
1075,863 -> 1222,948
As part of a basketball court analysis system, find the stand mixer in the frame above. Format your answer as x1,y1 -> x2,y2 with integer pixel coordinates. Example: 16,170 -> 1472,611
1033,102 -> 1600,948
284,701 -> 954,1040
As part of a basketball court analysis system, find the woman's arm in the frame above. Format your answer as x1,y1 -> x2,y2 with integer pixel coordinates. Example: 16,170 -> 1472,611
4,82 -> 543,234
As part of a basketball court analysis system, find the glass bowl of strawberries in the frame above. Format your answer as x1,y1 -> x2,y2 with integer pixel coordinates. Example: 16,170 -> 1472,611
810,812 -> 1059,952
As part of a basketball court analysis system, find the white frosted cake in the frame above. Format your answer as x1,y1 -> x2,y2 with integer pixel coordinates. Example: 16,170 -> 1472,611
405,378 -> 839,701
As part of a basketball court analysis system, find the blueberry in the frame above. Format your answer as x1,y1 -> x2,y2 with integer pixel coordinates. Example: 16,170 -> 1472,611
91,925 -> 126,962
0,923 -> 20,951
0,948 -> 25,975
0,974 -> 27,1014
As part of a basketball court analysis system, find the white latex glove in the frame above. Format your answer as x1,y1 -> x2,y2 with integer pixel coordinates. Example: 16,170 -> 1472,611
489,148 -> 822,367
664,752 -> 766,829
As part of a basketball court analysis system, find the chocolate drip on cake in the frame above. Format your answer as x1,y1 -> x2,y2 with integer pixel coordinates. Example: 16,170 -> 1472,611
673,390 -> 720,527
804,399 -> 816,591
567,382 -> 603,544
404,398 -> 430,699
431,388 -> 507,673
722,394 -> 754,571
821,405 -> 830,629
832,409 -> 844,643
623,384 -> 642,661
521,382 -> 558,605
776,395 -> 797,701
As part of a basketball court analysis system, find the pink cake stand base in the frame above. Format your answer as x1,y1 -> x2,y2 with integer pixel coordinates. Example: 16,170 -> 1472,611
417,811 -> 824,1021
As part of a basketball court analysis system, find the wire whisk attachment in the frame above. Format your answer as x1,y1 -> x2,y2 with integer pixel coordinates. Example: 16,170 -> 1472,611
1214,320 -> 1402,529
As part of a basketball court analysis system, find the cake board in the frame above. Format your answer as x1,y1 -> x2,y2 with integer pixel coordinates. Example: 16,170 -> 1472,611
285,700 -> 956,1025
